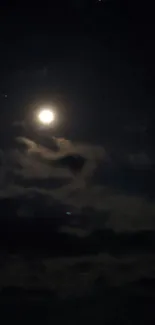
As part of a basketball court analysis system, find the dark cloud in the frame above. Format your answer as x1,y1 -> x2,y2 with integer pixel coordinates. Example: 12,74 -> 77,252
58,186 -> 155,231
53,155 -> 86,174
1,250 -> 155,323
1,128 -> 155,231
0,134 -> 105,207
1,251 -> 155,297
128,152 -> 152,168
12,137 -> 105,189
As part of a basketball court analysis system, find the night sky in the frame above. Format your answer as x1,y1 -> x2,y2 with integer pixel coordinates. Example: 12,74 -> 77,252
1,1 -> 155,323
0,0 -> 155,231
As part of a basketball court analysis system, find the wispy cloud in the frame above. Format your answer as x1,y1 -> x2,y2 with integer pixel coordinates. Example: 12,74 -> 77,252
1,131 -> 155,232
0,135 -> 106,201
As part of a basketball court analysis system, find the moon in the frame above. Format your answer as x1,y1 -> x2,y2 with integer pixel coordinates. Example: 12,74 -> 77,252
38,109 -> 55,125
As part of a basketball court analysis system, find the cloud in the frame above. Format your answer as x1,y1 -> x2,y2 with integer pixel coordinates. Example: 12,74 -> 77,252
2,179 -> 155,232
0,135 -> 106,204
16,136 -> 105,160
14,137 -> 106,184
128,152 -> 152,168
1,132 -> 155,232
1,251 -> 155,300
53,184 -> 155,231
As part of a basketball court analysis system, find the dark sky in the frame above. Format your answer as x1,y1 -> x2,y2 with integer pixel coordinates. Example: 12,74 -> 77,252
0,0 -> 155,231
1,3 -> 155,321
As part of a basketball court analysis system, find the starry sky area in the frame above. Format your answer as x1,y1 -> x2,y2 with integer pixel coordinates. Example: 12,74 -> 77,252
0,0 -> 155,230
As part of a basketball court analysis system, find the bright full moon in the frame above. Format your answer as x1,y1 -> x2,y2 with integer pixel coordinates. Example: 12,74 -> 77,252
38,109 -> 55,125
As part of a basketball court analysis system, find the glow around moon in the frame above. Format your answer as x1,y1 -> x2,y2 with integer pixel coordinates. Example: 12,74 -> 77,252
38,109 -> 55,125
